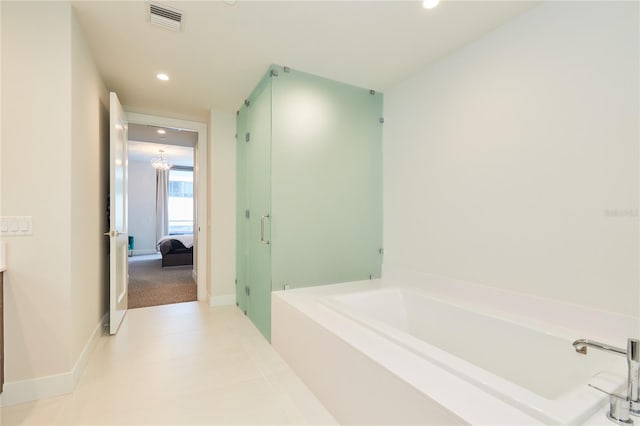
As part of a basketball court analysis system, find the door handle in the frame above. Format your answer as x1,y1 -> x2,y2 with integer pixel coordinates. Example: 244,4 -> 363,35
103,230 -> 120,237
260,215 -> 270,245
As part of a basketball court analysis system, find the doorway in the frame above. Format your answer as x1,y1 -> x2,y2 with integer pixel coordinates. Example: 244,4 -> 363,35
125,113 -> 208,305
127,126 -> 196,308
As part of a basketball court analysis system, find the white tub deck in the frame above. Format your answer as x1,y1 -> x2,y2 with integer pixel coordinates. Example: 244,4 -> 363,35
272,267 -> 639,425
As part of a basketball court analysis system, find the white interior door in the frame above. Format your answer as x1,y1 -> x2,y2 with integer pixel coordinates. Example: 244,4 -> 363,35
108,92 -> 129,335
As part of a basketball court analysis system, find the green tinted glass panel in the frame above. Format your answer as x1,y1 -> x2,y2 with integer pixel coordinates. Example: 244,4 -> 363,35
235,106 -> 248,313
270,66 -> 383,291
236,66 -> 382,340
245,73 -> 272,340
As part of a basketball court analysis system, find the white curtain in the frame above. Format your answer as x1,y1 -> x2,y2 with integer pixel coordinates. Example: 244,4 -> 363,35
156,168 -> 169,242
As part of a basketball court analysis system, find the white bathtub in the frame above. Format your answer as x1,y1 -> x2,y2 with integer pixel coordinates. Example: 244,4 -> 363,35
272,274 -> 636,425
322,287 -> 625,425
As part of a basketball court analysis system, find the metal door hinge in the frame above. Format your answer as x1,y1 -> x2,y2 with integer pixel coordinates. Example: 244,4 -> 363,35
245,132 -> 250,142
245,210 -> 250,219
271,68 -> 279,77
379,117 -> 385,124
235,279 -> 238,285
283,66 -> 290,73
245,286 -> 250,296
244,99 -> 250,107
379,248 -> 384,254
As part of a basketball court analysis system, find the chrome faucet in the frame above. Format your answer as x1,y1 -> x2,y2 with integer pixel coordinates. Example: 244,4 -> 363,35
573,338 -> 640,425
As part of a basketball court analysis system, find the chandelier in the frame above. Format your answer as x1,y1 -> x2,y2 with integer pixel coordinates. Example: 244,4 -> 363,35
151,149 -> 171,170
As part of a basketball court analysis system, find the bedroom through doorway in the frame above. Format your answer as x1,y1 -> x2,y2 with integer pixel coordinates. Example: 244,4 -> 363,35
126,123 -> 197,309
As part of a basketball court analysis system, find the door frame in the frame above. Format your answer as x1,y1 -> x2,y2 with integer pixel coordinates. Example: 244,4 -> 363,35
126,112 -> 208,301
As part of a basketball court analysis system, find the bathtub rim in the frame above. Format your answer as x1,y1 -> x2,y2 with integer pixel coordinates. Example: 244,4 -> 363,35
273,272 -> 639,425
273,286 -> 543,425
381,264 -> 640,345
321,286 -> 625,425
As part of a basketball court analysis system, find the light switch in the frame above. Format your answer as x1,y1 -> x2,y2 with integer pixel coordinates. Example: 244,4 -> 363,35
1,216 -> 33,236
23,216 -> 32,234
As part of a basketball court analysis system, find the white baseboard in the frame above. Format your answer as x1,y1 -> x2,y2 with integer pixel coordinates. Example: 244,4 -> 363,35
131,249 -> 157,256
0,314 -> 107,407
210,293 -> 236,307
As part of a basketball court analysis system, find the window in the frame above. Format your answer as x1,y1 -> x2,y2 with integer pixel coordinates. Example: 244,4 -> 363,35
168,168 -> 193,234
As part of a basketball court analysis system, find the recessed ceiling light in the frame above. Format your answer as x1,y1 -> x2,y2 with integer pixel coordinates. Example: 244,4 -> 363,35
156,73 -> 170,81
157,129 -> 166,134
423,0 -> 440,9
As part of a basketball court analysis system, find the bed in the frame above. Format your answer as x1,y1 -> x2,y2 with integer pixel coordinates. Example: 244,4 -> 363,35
156,234 -> 194,267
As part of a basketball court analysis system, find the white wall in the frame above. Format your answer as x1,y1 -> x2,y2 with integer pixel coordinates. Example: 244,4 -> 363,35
70,7 -> 109,364
383,1 -> 639,317
209,111 -> 236,303
128,159 -> 157,254
2,1 -> 74,382
1,1 -> 108,402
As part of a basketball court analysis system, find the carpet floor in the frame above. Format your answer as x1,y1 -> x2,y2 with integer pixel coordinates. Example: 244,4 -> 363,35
128,256 -> 196,309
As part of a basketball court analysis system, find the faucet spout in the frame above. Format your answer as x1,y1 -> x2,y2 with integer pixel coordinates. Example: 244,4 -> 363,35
572,338 -> 627,356
574,337 -> 640,419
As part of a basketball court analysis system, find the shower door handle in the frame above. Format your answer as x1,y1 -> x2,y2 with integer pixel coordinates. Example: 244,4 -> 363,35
260,214 -> 270,245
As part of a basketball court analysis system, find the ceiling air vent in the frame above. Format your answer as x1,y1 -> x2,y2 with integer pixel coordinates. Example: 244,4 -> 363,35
149,2 -> 183,32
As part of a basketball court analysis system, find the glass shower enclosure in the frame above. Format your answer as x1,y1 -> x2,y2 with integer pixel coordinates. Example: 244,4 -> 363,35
236,65 -> 383,340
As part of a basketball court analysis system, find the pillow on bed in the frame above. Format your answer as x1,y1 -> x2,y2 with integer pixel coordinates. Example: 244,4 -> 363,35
158,239 -> 190,255
170,239 -> 188,251
158,239 -> 174,256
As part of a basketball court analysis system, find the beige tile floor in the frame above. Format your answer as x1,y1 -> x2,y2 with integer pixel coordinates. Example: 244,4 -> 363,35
1,302 -> 338,425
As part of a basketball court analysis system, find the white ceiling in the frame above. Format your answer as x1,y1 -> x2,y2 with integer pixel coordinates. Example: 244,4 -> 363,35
72,1 -> 538,121
128,122 -> 197,147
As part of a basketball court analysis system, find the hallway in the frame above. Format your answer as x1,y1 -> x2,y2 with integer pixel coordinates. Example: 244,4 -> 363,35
1,302 -> 337,425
